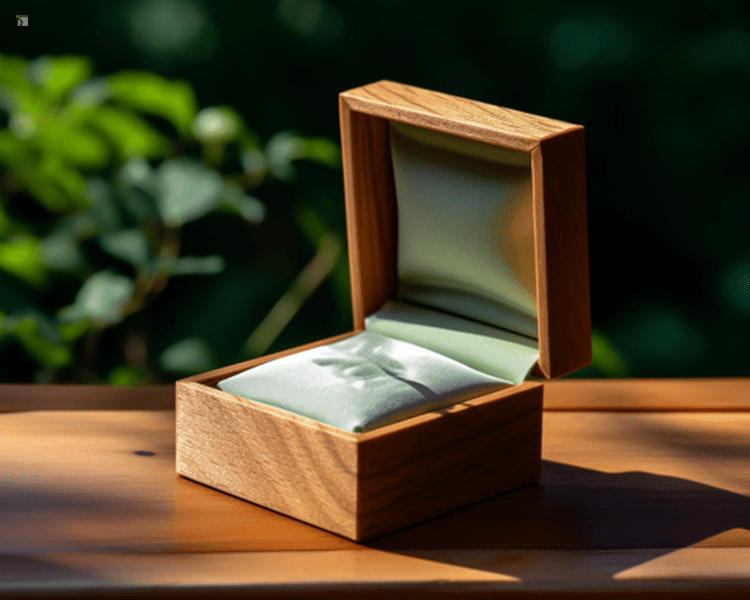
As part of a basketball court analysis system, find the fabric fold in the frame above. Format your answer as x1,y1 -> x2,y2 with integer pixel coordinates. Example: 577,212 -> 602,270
218,330 -> 509,433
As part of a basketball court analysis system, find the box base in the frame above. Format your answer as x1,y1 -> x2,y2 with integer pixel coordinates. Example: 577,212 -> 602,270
177,371 -> 542,542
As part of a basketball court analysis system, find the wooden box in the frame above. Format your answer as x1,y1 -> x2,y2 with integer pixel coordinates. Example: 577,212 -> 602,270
176,81 -> 591,541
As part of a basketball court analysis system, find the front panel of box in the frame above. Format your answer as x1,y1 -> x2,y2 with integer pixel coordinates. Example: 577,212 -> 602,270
176,378 -> 543,541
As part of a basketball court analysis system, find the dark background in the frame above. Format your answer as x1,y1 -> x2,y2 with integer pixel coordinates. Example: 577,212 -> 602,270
2,0 -> 749,382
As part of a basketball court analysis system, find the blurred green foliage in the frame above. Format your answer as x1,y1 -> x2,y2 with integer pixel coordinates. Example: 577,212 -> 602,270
0,52 -> 345,383
2,0 -> 750,380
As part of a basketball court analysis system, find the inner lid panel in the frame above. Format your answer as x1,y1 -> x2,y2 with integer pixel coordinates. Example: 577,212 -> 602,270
389,121 -> 538,340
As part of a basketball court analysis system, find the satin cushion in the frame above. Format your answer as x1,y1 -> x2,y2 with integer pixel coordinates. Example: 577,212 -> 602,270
218,330 -> 508,433
390,121 -> 538,339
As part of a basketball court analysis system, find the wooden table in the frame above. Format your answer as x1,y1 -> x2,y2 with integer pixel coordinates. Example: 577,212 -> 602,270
1,379 -> 749,598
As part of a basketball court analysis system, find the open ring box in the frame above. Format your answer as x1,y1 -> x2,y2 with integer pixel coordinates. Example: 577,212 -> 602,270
176,81 -> 591,542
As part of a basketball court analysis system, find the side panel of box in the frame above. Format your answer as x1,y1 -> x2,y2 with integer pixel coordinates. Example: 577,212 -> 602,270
339,103 -> 398,329
357,382 -> 543,541
532,130 -> 591,379
176,382 -> 359,539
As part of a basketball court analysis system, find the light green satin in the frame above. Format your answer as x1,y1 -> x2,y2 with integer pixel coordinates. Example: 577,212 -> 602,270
390,121 -> 538,339
365,300 -> 539,386
218,330 -> 508,433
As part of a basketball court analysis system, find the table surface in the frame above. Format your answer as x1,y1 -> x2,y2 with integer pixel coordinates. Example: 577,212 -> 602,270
1,378 -> 749,598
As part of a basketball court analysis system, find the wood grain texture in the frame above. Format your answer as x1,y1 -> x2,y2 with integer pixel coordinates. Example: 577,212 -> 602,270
176,381 -> 359,539
3,379 -> 750,597
3,548 -> 750,599
3,404 -> 749,555
2,378 -> 746,414
176,380 -> 543,541
532,128 -> 592,378
340,80 -> 579,152
339,101 -> 398,328
0,384 -> 174,412
340,81 -> 591,379
356,382 -> 542,540
545,378 -> 750,411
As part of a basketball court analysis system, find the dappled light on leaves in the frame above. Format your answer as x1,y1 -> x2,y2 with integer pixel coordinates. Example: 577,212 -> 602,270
0,235 -> 46,286
100,229 -> 151,269
0,51 -> 342,383
108,71 -> 198,137
59,271 -> 135,327
28,55 -> 93,101
156,158 -> 224,226
192,107 -> 239,143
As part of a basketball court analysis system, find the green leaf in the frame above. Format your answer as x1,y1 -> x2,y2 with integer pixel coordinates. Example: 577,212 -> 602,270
107,364 -> 150,385
107,71 -> 198,136
265,131 -> 305,180
58,270 -> 134,326
69,76 -> 111,108
58,319 -> 90,342
85,177 -> 121,231
0,131 -> 88,212
39,157 -> 89,209
170,255 -> 225,276
221,181 -> 265,223
100,229 -> 150,268
156,157 -> 224,226
52,212 -> 99,240
90,105 -> 169,160
29,55 -> 93,100
0,130 -> 25,164
299,136 -> 341,168
159,337 -> 216,374
5,312 -> 71,367
191,106 -> 240,142
0,235 -> 47,285
118,157 -> 159,196
232,196 -> 265,223
117,158 -> 160,221
0,197 -> 16,239
0,54 -> 32,90
39,124 -> 111,169
38,233 -> 85,272
265,131 -> 340,179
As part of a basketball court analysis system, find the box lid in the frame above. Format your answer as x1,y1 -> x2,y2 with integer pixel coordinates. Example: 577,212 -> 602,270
339,81 -> 591,379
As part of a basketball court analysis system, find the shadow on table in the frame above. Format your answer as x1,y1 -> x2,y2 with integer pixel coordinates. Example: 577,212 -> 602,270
370,460 -> 750,577
0,556 -> 86,585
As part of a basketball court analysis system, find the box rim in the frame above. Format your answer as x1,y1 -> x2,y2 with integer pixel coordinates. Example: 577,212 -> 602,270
177,368 -> 544,441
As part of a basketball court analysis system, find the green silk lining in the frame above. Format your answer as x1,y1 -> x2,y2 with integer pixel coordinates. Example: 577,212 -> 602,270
218,330 -> 510,433
365,300 -> 539,386
390,121 -> 538,339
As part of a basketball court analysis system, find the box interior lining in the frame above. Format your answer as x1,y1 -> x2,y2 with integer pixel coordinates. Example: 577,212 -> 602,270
388,121 -> 538,340
215,117 -> 542,433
